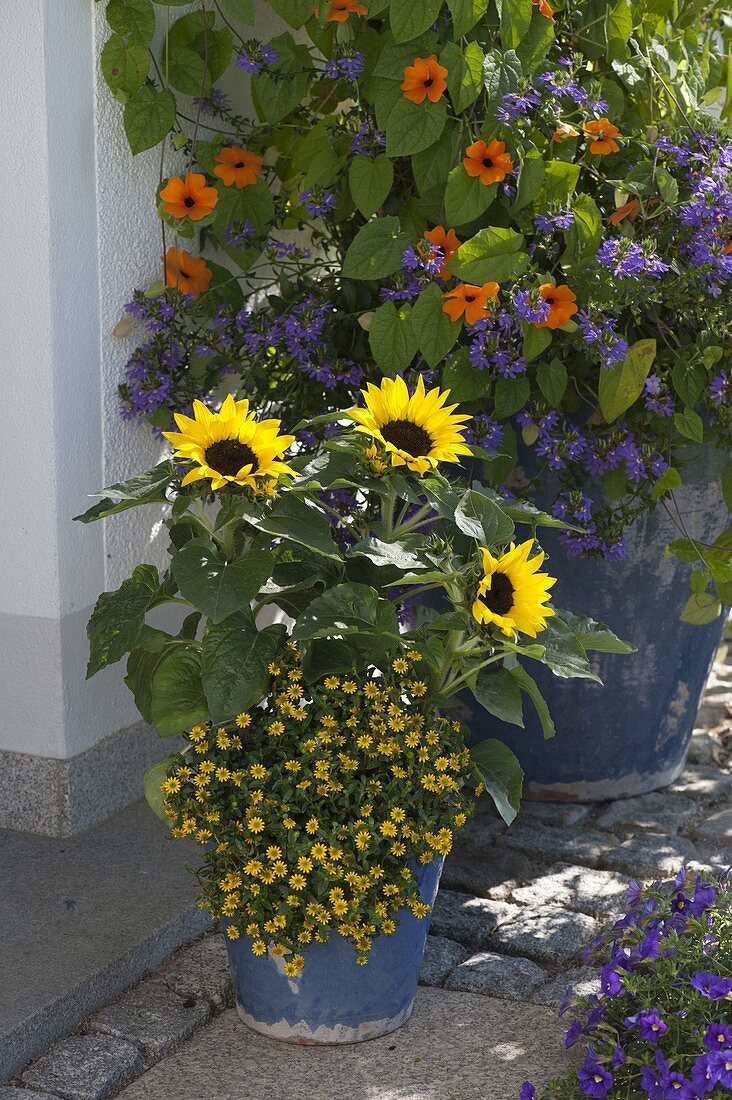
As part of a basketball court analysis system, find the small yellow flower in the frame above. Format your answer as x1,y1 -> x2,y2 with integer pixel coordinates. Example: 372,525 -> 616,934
235,713 -> 252,729
160,777 -> 181,795
305,816 -> 319,835
226,925 -> 241,939
392,658 -> 409,674
268,720 -> 285,737
251,940 -> 267,956
284,955 -> 305,977
324,676 -> 340,690
342,680 -> 357,695
248,816 -> 265,833
250,764 -> 267,779
289,874 -> 307,890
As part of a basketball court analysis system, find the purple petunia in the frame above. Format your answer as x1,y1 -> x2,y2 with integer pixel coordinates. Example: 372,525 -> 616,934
625,1010 -> 668,1043
577,1049 -> 613,1098
690,972 -> 732,1000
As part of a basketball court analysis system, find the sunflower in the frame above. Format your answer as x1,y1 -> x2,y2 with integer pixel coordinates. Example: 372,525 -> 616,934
535,283 -> 578,329
214,146 -> 263,189
472,540 -> 556,637
347,375 -> 472,475
162,395 -> 296,492
401,55 -> 449,105
164,248 -> 213,300
463,140 -> 513,186
424,226 -> 461,280
159,173 -> 218,221
582,118 -> 622,155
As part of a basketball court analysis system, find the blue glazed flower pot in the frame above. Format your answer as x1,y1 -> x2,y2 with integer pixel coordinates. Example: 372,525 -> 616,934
223,858 -> 443,1044
464,450 -> 726,800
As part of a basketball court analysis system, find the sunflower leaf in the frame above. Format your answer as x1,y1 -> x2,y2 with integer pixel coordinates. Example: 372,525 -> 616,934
469,738 -> 523,825
202,612 -> 286,723
510,665 -> 555,738
74,461 -> 175,522
150,645 -> 210,735
171,539 -> 275,623
86,565 -> 161,678
472,667 -> 524,726
143,757 -> 180,822
454,489 -> 515,545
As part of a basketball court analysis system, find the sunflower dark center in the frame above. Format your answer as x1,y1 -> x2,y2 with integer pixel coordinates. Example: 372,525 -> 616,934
380,419 -> 433,457
482,572 -> 515,616
184,196 -> 195,207
482,157 -> 493,167
205,439 -> 257,477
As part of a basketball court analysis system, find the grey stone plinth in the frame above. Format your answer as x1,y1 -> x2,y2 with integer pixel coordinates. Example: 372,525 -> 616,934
113,990 -> 575,1100
445,952 -> 548,1000
601,834 -> 702,878
86,981 -> 210,1063
419,936 -> 470,987
529,967 -> 600,1008
160,935 -> 233,1010
596,792 -> 696,835
498,824 -> 618,868
511,864 -> 629,919
430,890 -> 520,948
22,1035 -> 144,1100
0,800 -> 209,1081
488,906 -> 595,967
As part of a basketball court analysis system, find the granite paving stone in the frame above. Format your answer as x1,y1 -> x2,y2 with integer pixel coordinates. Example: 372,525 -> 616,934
85,980 -> 210,1064
601,834 -> 703,878
418,935 -> 470,987
529,967 -> 600,1008
694,808 -> 732,843
511,864 -> 629,919
687,731 -> 722,767
595,792 -> 696,835
487,906 -> 596,967
113,989 -> 575,1100
430,890 -> 520,948
442,839 -> 537,898
513,802 -> 592,828
444,952 -> 549,1000
669,765 -> 731,801
497,824 -> 618,868
0,1090 -> 57,1099
22,1035 -> 144,1100
160,935 -> 233,1010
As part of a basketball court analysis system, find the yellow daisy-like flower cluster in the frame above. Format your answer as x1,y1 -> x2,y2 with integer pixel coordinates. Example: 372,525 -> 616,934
162,643 -> 480,971
162,394 -> 296,494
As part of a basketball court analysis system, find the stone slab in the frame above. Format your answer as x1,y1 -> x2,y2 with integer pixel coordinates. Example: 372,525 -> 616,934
488,906 -> 595,967
511,864 -> 629,920
0,800 -> 209,1081
669,766 -> 731,801
595,792 -> 696,835
445,952 -> 548,1000
442,837 -> 537,898
114,990 -> 575,1100
528,967 -> 600,1008
600,834 -> 703,878
85,980 -> 210,1063
159,935 -> 233,1010
0,1090 -> 53,1099
694,808 -> 732,843
497,824 -> 618,868
430,890 -> 520,948
418,936 -> 470,987
22,1035 -> 144,1100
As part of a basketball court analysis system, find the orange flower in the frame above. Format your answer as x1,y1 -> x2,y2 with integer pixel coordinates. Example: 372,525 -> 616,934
607,198 -> 641,226
535,283 -> 578,330
401,55 -> 448,105
553,122 -> 579,143
424,226 -> 461,280
532,0 -> 554,17
325,0 -> 367,20
723,239 -> 732,255
463,140 -> 514,186
442,282 -> 499,326
214,146 -> 263,189
583,118 -> 622,155
164,248 -> 213,301
159,173 -> 218,221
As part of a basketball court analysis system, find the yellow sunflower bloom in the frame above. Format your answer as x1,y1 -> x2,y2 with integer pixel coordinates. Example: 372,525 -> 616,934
472,539 -> 556,637
162,394 -> 296,492
346,375 -> 472,475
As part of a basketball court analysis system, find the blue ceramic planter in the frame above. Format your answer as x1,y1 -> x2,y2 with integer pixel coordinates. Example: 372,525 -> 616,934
223,858 -> 443,1044
464,450 -> 726,801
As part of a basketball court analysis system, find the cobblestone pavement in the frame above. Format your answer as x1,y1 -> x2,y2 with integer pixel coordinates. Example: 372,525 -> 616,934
3,651 -> 730,1100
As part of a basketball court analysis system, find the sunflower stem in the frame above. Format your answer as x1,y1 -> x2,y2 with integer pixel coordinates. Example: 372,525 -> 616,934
390,504 -> 434,539
380,484 -> 397,538
440,652 -> 506,697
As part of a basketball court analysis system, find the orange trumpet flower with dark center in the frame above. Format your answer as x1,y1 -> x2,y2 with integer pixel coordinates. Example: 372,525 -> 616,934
164,248 -> 213,301
608,198 -> 641,226
535,283 -> 578,330
442,282 -> 499,326
159,173 -> 218,221
401,55 -> 448,105
424,226 -> 461,280
325,0 -> 368,21
532,0 -> 554,18
583,118 -> 622,155
553,122 -> 579,143
463,140 -> 514,186
723,239 -> 732,255
214,146 -> 263,189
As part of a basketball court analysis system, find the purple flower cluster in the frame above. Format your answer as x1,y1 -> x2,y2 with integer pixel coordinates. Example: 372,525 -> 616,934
402,242 -> 443,277
223,221 -> 256,248
349,120 -> 386,156
235,41 -> 279,74
324,51 -> 365,82
643,374 -> 674,418
596,237 -> 670,280
520,867 -> 732,1100
469,309 -> 527,378
535,209 -> 575,233
192,86 -> 229,117
299,188 -> 336,218
576,310 -> 628,370
497,87 -> 541,123
710,369 -> 729,407
464,415 -> 504,453
535,69 -> 608,114
673,137 -> 732,296
513,288 -> 551,325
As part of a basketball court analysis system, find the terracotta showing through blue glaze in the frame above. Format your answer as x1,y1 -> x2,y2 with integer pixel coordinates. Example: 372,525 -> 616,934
223,858 -> 443,1044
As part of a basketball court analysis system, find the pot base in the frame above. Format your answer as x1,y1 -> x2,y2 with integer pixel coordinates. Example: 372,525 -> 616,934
234,997 -> 415,1045
522,756 -> 687,803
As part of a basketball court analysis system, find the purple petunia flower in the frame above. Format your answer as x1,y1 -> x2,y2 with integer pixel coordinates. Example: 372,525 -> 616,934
600,965 -> 622,996
704,1023 -> 732,1051
690,972 -> 732,1000
709,1049 -> 732,1088
577,1049 -> 613,1098
625,1010 -> 668,1043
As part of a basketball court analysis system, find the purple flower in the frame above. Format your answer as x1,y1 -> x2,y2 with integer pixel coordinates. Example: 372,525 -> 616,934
600,965 -> 622,996
577,1050 -> 613,1098
661,1071 -> 696,1097
513,288 -> 551,324
577,309 -> 628,369
596,237 -> 670,279
236,41 -> 279,74
690,972 -> 732,1000
565,1019 -> 583,1048
625,1010 -> 668,1042
704,1023 -> 732,1051
402,241 -> 444,276
519,1084 -> 536,1100
691,1054 -> 716,1095
710,368 -> 729,406
640,1062 -> 665,1099
644,374 -> 674,417
464,415 -> 503,453
192,86 -> 229,116
535,209 -> 575,232
349,120 -> 386,156
223,221 -> 256,248
324,51 -> 365,81
497,87 -> 541,122
299,189 -> 336,218
709,1049 -> 732,1088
